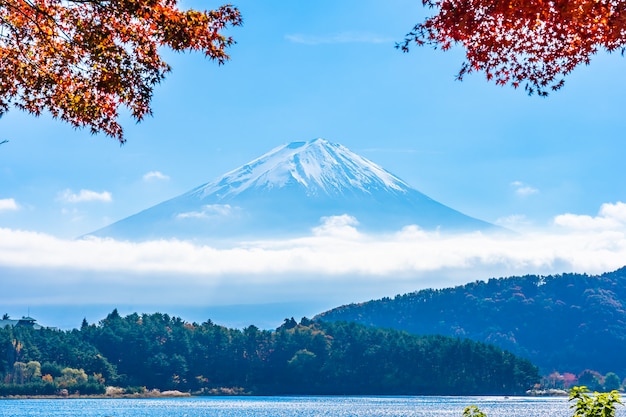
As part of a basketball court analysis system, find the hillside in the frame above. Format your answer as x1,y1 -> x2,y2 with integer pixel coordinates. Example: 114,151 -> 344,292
316,267 -> 626,376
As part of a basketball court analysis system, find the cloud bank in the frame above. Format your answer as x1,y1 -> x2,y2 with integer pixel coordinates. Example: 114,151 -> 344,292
2,202 -> 625,309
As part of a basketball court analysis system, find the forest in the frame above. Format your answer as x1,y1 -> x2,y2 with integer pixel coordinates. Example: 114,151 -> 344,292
317,267 -> 626,378
0,311 -> 538,396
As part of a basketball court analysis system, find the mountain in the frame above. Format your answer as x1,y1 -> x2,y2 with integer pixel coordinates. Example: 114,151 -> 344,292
90,138 -> 496,241
315,267 -> 626,376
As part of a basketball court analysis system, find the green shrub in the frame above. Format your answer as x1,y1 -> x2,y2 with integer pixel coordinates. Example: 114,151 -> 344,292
463,405 -> 487,417
464,386 -> 623,417
569,386 -> 622,417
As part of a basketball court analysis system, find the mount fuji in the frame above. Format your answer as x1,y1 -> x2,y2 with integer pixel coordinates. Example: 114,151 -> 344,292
89,138 -> 497,241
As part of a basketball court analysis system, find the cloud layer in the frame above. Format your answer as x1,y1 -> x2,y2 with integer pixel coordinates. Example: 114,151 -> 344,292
2,202 -> 626,309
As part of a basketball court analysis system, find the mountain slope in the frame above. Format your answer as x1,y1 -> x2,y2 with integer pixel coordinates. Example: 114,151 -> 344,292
90,138 -> 496,241
315,267 -> 626,375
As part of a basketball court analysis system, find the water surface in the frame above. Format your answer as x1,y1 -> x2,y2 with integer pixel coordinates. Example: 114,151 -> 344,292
0,395 -> 617,417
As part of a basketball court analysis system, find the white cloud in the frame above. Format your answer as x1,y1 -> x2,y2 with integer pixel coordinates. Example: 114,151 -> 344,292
599,201 -> 626,222
312,215 -> 361,239
511,181 -> 538,197
555,201 -> 626,231
285,32 -> 393,45
177,204 -> 237,220
143,171 -> 170,181
0,198 -> 19,211
59,189 -> 112,203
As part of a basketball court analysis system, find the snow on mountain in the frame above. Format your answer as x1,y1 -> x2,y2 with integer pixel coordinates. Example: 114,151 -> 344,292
89,138 -> 497,241
193,139 -> 408,200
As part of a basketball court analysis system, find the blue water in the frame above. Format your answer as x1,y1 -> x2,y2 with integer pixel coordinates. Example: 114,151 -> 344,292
0,396 -> 619,417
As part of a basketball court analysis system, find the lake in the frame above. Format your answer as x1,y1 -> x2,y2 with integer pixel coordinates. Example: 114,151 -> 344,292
0,396 -> 622,417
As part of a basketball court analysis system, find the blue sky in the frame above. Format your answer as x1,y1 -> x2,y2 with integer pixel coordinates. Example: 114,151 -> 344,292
1,0 -> 626,328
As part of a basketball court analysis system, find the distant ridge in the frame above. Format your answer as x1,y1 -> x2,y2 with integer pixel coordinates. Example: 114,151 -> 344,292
89,138 -> 497,241
315,267 -> 626,376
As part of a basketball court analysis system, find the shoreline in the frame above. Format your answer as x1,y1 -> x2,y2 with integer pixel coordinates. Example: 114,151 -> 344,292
0,390 -> 192,400
0,393 -> 563,400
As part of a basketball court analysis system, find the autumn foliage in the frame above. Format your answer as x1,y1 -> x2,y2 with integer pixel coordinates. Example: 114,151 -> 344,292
0,1 -> 241,142
398,0 -> 626,95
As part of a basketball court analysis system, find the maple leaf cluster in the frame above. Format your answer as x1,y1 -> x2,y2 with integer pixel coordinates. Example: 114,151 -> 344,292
0,0 -> 241,142
399,0 -> 625,95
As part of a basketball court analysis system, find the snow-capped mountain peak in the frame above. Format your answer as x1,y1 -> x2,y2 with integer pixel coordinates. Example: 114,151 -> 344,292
88,138 -> 497,241
193,138 -> 409,200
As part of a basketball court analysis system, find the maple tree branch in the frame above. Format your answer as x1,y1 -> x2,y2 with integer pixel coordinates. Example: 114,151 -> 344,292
0,6 -> 61,81
0,1 -> 241,141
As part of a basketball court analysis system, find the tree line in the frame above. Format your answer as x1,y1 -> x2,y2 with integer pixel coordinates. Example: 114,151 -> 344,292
0,311 -> 539,396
